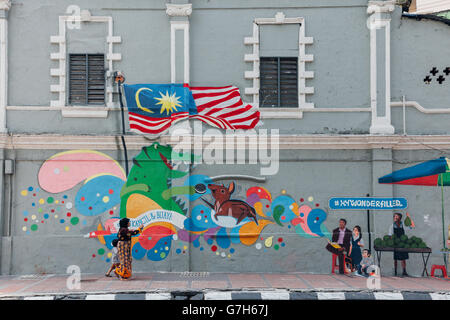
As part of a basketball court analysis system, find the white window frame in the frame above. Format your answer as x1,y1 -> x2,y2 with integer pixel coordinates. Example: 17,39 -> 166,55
244,12 -> 314,118
50,9 -> 121,118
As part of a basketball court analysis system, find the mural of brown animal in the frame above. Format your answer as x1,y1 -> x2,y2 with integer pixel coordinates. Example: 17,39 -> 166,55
207,182 -> 258,225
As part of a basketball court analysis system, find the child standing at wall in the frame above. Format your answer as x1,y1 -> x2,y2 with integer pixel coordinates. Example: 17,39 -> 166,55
105,239 -> 119,277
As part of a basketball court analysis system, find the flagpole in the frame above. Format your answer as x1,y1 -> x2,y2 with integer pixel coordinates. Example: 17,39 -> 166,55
115,72 -> 129,176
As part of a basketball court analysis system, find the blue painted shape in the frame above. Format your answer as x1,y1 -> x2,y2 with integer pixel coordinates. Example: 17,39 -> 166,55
307,208 -> 328,237
216,228 -> 231,249
132,241 -> 147,260
146,235 -> 172,261
329,197 -> 407,210
184,175 -> 213,201
75,175 -> 124,216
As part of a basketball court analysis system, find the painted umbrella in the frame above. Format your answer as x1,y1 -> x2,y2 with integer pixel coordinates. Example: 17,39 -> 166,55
378,156 -> 449,251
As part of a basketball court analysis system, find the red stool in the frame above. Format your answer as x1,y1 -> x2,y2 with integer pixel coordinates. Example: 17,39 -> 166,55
430,265 -> 448,278
332,254 -> 351,274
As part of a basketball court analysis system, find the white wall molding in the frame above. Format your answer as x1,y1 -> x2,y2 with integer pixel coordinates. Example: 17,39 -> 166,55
0,0 -> 11,133
0,0 -> 11,11
50,10 -> 122,116
2,133 -> 450,151
166,3 -> 192,17
368,1 -> 395,135
169,20 -> 190,84
244,12 -> 314,110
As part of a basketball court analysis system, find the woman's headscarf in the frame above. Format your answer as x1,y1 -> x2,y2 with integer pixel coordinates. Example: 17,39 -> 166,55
119,217 -> 130,228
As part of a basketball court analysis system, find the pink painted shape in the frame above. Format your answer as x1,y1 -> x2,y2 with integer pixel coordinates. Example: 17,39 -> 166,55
297,205 -> 315,236
38,151 -> 126,193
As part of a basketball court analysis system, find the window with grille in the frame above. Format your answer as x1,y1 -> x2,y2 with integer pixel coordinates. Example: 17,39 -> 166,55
259,57 -> 298,108
68,54 -> 105,105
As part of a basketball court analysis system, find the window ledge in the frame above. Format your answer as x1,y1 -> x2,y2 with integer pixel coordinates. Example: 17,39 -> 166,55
259,108 -> 303,119
61,107 -> 109,118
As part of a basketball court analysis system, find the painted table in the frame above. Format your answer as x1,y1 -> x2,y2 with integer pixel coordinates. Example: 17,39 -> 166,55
373,246 -> 432,276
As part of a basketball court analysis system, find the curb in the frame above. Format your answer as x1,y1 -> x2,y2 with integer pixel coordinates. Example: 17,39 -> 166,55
2,290 -> 450,300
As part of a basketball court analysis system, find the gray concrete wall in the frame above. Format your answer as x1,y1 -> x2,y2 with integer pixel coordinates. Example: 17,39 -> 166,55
1,146 -> 447,276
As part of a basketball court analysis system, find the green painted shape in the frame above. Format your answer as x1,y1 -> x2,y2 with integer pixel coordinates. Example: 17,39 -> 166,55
272,205 -> 285,226
120,142 -> 193,218
161,186 -> 196,200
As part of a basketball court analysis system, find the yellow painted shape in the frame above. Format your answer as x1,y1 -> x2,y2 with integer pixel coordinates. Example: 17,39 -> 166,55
253,202 -> 267,218
126,193 -> 162,219
239,220 -> 274,246
97,223 -> 105,245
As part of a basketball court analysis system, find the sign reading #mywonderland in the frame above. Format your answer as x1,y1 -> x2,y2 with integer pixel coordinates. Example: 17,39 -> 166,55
329,197 -> 408,210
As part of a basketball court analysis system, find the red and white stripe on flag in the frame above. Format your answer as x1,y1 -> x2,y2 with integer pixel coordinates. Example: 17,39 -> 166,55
189,85 -> 260,130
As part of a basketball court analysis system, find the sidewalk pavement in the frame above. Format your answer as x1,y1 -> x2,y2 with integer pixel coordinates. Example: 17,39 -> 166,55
0,272 -> 449,300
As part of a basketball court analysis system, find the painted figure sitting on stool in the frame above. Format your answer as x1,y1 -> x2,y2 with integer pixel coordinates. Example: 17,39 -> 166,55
326,218 -> 352,274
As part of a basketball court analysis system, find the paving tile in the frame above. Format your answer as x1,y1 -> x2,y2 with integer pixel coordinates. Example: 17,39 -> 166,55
380,276 -> 436,290
148,281 -> 189,289
297,274 -> 351,289
228,274 -> 268,288
263,274 -> 309,289
191,280 -> 229,289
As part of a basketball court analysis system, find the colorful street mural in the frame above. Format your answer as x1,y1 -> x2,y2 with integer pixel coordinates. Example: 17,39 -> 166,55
19,143 -> 332,264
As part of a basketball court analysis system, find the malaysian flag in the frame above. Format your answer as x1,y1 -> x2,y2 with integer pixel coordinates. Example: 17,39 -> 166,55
123,84 -> 260,135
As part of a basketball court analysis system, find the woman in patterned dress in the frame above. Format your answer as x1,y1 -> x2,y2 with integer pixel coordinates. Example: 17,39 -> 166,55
114,218 -> 143,280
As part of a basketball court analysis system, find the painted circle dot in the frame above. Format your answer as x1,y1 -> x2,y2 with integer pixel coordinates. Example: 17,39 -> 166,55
66,202 -> 73,209
31,215 -> 36,220
23,211 -> 29,216
22,227 -> 27,232
70,217 -> 79,225
102,196 -> 109,203
28,187 -> 33,191
300,198 -> 304,202
24,218 -> 28,222
39,199 -> 45,205
65,226 -> 70,231
44,214 -> 49,219
274,244 -> 280,250
278,238 -> 283,243
308,196 -> 314,202
98,248 -> 105,255
230,248 -> 235,254
30,224 -> 38,231
21,190 -> 28,196
256,243 -> 262,250
67,212 -> 71,217
63,166 -> 69,172
47,197 -> 54,204
80,197 -> 85,202
109,189 -> 114,195
60,219 -> 65,223
211,245 -> 217,252
54,168 -> 60,174
107,252 -> 112,258
38,208 -> 43,213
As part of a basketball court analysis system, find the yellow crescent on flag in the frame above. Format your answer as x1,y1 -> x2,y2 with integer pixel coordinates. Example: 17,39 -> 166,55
135,88 -> 154,114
